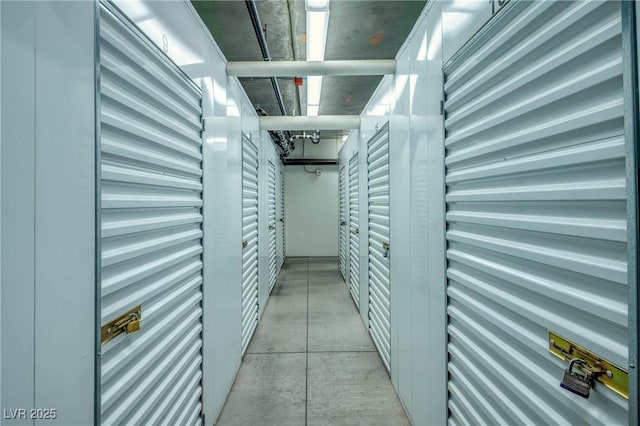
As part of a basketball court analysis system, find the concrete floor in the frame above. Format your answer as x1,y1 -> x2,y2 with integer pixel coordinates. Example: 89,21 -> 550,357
216,257 -> 410,426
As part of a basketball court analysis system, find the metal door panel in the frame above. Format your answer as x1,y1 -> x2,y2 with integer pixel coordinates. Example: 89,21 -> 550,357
339,165 -> 347,279
367,124 -> 391,373
241,135 -> 259,354
278,169 -> 285,269
348,153 -> 360,307
268,161 -> 277,292
98,4 -> 204,424
444,1 -> 628,424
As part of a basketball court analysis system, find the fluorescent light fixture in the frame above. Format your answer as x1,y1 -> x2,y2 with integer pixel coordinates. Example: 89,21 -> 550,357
306,0 -> 329,116
307,76 -> 323,105
306,0 -> 329,11
306,11 -> 329,61
307,105 -> 319,116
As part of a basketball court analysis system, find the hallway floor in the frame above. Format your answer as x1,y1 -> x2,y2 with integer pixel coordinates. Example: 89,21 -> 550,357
216,257 -> 410,426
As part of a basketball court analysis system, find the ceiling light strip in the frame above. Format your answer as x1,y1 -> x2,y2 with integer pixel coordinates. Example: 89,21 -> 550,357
305,0 -> 330,116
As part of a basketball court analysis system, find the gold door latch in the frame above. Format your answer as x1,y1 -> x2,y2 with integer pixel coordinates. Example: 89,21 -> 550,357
101,305 -> 142,345
549,331 -> 628,398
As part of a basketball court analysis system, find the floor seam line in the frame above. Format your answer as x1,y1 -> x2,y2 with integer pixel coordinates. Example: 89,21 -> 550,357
305,258 -> 309,426
307,350 -> 377,353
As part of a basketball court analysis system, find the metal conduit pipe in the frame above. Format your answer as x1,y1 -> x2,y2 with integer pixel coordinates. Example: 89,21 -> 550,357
245,0 -> 291,155
289,132 -> 320,144
245,0 -> 287,116
274,130 -> 290,156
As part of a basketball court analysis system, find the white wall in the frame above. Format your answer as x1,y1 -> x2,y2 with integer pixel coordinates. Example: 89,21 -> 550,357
285,165 -> 339,257
284,137 -> 340,257
287,137 -> 342,159
391,5 -> 449,423
2,2 -> 35,419
1,2 -> 96,424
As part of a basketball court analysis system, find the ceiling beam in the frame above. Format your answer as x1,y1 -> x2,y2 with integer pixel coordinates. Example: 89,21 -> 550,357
227,60 -> 396,77
259,115 -> 360,131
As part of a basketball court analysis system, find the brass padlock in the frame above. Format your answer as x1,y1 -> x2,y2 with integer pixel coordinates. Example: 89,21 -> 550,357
125,313 -> 140,334
561,358 -> 593,398
101,305 -> 142,345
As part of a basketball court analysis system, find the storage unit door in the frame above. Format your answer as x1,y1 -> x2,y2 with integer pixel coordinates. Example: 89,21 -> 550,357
268,161 -> 277,292
367,124 -> 391,372
279,169 -> 285,268
443,1 -> 628,424
98,4 -> 204,424
241,134 -> 259,354
339,165 -> 348,280
348,153 -> 360,308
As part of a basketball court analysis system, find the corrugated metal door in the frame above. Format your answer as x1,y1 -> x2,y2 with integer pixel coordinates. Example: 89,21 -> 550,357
367,124 -> 391,373
348,153 -> 360,308
443,1 -> 629,424
241,134 -> 259,354
268,160 -> 277,292
98,3 -> 204,424
339,165 -> 348,280
278,169 -> 285,269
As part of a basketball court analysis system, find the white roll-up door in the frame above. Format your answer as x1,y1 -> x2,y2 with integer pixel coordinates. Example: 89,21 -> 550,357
348,153 -> 360,308
339,165 -> 348,280
98,3 -> 204,424
367,124 -> 391,373
241,134 -> 259,354
268,160 -> 277,292
444,1 -> 628,424
275,165 -> 282,274
278,169 -> 285,269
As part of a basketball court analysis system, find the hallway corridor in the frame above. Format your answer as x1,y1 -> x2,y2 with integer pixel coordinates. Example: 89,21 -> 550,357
216,257 -> 410,426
